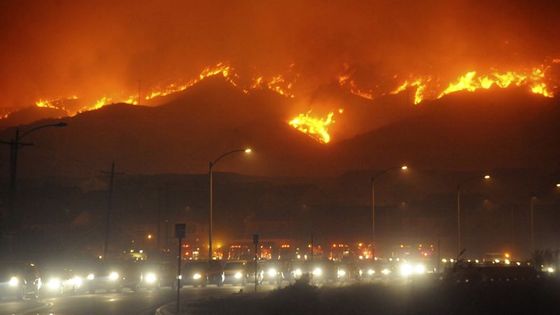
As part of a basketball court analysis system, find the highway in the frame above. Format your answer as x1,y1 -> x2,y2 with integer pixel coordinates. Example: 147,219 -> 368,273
0,286 -> 247,315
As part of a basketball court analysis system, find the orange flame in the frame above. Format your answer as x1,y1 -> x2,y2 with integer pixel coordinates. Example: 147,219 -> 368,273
338,75 -> 375,100
342,64 -> 555,104
390,78 -> 430,104
251,74 -> 295,98
289,111 -> 335,144
144,63 -> 235,101
437,67 -> 553,99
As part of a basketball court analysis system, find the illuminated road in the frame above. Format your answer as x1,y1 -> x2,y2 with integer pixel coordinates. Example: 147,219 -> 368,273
0,286 -> 249,315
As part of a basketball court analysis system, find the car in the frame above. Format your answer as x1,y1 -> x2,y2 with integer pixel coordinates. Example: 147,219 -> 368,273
223,261 -> 248,286
122,261 -> 168,290
0,262 -> 41,300
178,261 -> 224,288
83,262 -> 127,293
258,261 -> 283,285
356,261 -> 378,281
40,265 -> 84,295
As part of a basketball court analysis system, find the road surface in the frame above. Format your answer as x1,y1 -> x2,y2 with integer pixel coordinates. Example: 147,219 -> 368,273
0,286 -> 248,315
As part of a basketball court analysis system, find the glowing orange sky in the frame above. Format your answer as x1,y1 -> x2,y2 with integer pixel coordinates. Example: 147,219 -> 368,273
0,0 -> 559,110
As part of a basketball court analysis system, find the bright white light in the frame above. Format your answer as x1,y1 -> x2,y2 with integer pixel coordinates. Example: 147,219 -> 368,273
244,148 -> 252,154
234,272 -> 243,280
193,273 -> 202,280
293,268 -> 302,277
546,267 -> 555,273
72,276 -> 83,288
441,258 -> 448,263
144,272 -> 157,284
414,264 -> 426,275
9,276 -> 19,287
108,271 -> 119,281
267,268 -> 277,278
337,269 -> 346,278
367,269 -> 375,276
47,278 -> 62,290
504,259 -> 511,265
381,268 -> 391,276
399,263 -> 413,277
87,273 -> 95,280
312,267 -> 323,277
401,165 -> 408,170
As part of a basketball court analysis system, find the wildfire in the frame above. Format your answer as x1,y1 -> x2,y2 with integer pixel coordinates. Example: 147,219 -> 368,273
288,111 -> 335,144
437,67 -> 553,99
251,75 -> 296,98
144,63 -> 235,100
338,75 -> 375,100
35,96 -> 78,112
390,78 -> 430,104
342,64 -> 556,104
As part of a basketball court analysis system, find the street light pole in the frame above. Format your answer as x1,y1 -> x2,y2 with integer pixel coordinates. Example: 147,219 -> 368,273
370,165 -> 407,251
456,174 -> 491,258
208,148 -> 251,260
1,122 -> 67,227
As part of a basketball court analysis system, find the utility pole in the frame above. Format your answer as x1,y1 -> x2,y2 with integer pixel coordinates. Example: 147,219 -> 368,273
253,234 -> 259,293
2,128 -> 32,226
1,122 -> 66,252
175,224 -> 186,314
100,161 -> 122,260
530,196 -> 536,256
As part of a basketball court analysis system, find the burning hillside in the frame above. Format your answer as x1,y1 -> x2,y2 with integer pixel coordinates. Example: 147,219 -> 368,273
1,1 -> 560,145
2,58 -> 558,145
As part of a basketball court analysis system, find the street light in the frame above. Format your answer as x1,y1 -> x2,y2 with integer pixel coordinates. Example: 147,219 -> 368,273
208,148 -> 252,259
370,165 -> 408,246
456,174 -> 491,258
1,122 -> 67,225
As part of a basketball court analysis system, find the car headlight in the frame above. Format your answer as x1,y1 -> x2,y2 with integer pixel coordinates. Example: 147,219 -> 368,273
399,263 -> 413,277
312,267 -> 323,277
47,278 -> 62,290
144,272 -> 157,284
192,273 -> 202,280
267,268 -> 277,278
234,272 -> 243,280
108,271 -> 119,281
337,269 -> 346,278
293,268 -> 302,277
381,268 -> 391,276
87,273 -> 95,280
367,269 -> 375,276
71,276 -> 83,288
414,264 -> 426,275
9,276 -> 19,287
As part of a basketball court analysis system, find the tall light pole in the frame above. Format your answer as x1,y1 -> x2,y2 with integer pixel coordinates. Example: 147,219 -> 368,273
208,148 -> 251,260
370,165 -> 408,250
456,174 -> 491,258
1,122 -> 67,227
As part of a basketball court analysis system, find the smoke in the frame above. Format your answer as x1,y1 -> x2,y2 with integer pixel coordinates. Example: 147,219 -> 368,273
0,0 -> 558,108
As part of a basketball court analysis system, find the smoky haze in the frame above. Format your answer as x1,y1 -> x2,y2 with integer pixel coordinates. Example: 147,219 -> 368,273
0,0 -> 559,109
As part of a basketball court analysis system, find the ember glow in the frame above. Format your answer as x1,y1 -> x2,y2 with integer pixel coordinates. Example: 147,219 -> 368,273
289,111 -> 335,144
